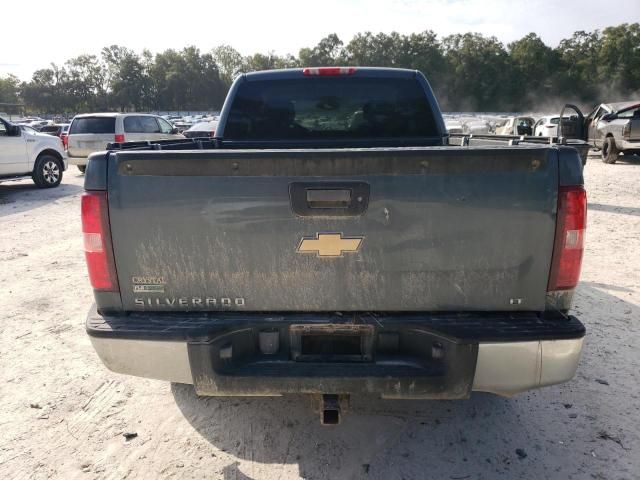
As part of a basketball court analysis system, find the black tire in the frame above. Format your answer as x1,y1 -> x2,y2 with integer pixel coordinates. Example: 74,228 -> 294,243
77,165 -> 86,174
601,136 -> 619,164
32,154 -> 63,188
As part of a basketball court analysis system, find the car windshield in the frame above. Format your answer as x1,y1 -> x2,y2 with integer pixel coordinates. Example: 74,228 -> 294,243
225,76 -> 438,140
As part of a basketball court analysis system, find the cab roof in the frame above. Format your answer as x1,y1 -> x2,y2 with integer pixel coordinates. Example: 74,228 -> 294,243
606,101 -> 640,112
242,67 -> 419,82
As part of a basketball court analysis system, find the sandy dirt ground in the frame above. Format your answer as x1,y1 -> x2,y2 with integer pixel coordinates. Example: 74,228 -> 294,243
0,154 -> 639,480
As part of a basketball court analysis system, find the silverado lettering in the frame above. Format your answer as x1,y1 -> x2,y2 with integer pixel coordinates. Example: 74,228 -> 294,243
134,297 -> 246,308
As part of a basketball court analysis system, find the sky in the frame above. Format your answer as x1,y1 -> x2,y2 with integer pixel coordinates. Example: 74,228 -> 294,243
2,0 -> 639,80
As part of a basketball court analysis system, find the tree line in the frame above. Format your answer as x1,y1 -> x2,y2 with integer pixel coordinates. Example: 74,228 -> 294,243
1,23 -> 639,114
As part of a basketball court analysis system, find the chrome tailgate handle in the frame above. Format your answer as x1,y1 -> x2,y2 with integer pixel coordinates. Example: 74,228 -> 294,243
306,189 -> 352,208
290,182 -> 370,217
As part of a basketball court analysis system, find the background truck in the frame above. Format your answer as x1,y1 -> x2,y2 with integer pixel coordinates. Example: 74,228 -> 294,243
83,67 -> 587,424
0,116 -> 67,188
583,101 -> 640,163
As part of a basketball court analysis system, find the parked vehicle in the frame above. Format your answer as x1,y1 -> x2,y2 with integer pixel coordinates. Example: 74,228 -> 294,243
495,116 -> 535,136
83,67 -> 587,424
0,116 -> 67,188
533,115 -> 572,137
444,119 -> 463,133
462,119 -> 491,135
39,123 -> 70,138
584,101 -> 640,163
67,113 -> 183,173
182,120 -> 219,138
171,120 -> 193,133
60,124 -> 70,150
22,120 -> 52,131
18,124 -> 39,134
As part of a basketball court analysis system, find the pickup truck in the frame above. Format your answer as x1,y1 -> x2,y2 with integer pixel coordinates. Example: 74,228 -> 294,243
584,101 -> 640,163
0,116 -> 67,188
83,67 -> 587,424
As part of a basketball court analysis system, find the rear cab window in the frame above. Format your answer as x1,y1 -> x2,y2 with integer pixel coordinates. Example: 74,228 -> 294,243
224,75 -> 439,141
617,107 -> 640,119
70,117 -> 116,134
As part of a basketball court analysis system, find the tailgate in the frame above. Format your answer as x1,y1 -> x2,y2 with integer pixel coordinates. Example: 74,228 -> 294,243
68,133 -> 112,157
107,147 -> 558,312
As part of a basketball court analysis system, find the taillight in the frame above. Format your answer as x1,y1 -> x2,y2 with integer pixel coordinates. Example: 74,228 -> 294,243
548,186 -> 587,291
61,134 -> 68,149
622,121 -> 631,139
114,134 -> 125,143
81,192 -> 119,291
303,67 -> 356,76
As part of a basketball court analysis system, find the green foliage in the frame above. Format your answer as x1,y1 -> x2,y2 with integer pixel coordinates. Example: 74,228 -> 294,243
598,24 -> 640,95
299,34 -> 343,67
441,33 -> 513,111
9,23 -> 640,114
0,74 -> 21,104
212,45 -> 244,84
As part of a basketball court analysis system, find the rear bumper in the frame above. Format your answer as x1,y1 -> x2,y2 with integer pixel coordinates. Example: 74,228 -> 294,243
87,307 -> 585,398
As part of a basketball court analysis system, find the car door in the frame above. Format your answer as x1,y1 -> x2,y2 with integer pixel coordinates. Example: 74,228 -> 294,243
123,116 -> 169,142
123,116 -> 153,142
533,119 -> 544,136
0,120 -> 28,175
156,117 -> 183,140
628,108 -> 640,141
589,106 -> 607,147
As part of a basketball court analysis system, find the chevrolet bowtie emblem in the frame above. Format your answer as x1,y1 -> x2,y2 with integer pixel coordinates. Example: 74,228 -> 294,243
297,233 -> 364,257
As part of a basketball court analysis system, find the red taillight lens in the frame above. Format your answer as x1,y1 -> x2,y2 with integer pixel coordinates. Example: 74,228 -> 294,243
81,192 -> 119,291
61,134 -> 68,149
303,67 -> 356,76
114,134 -> 125,143
548,186 -> 587,291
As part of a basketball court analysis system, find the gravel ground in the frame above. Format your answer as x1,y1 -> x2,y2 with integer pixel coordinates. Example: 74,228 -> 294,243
0,154 -> 639,480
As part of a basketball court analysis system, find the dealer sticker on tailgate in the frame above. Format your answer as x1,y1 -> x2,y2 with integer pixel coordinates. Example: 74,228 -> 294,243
132,276 -> 166,293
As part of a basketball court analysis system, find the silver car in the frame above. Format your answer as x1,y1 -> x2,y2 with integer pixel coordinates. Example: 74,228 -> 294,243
67,113 -> 183,172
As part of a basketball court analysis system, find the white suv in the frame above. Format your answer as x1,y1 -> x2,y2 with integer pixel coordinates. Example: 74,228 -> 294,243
0,117 -> 67,188
67,113 -> 183,173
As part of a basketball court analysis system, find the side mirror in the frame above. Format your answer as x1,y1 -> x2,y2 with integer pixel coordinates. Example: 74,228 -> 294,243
9,125 -> 22,136
171,127 -> 179,134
